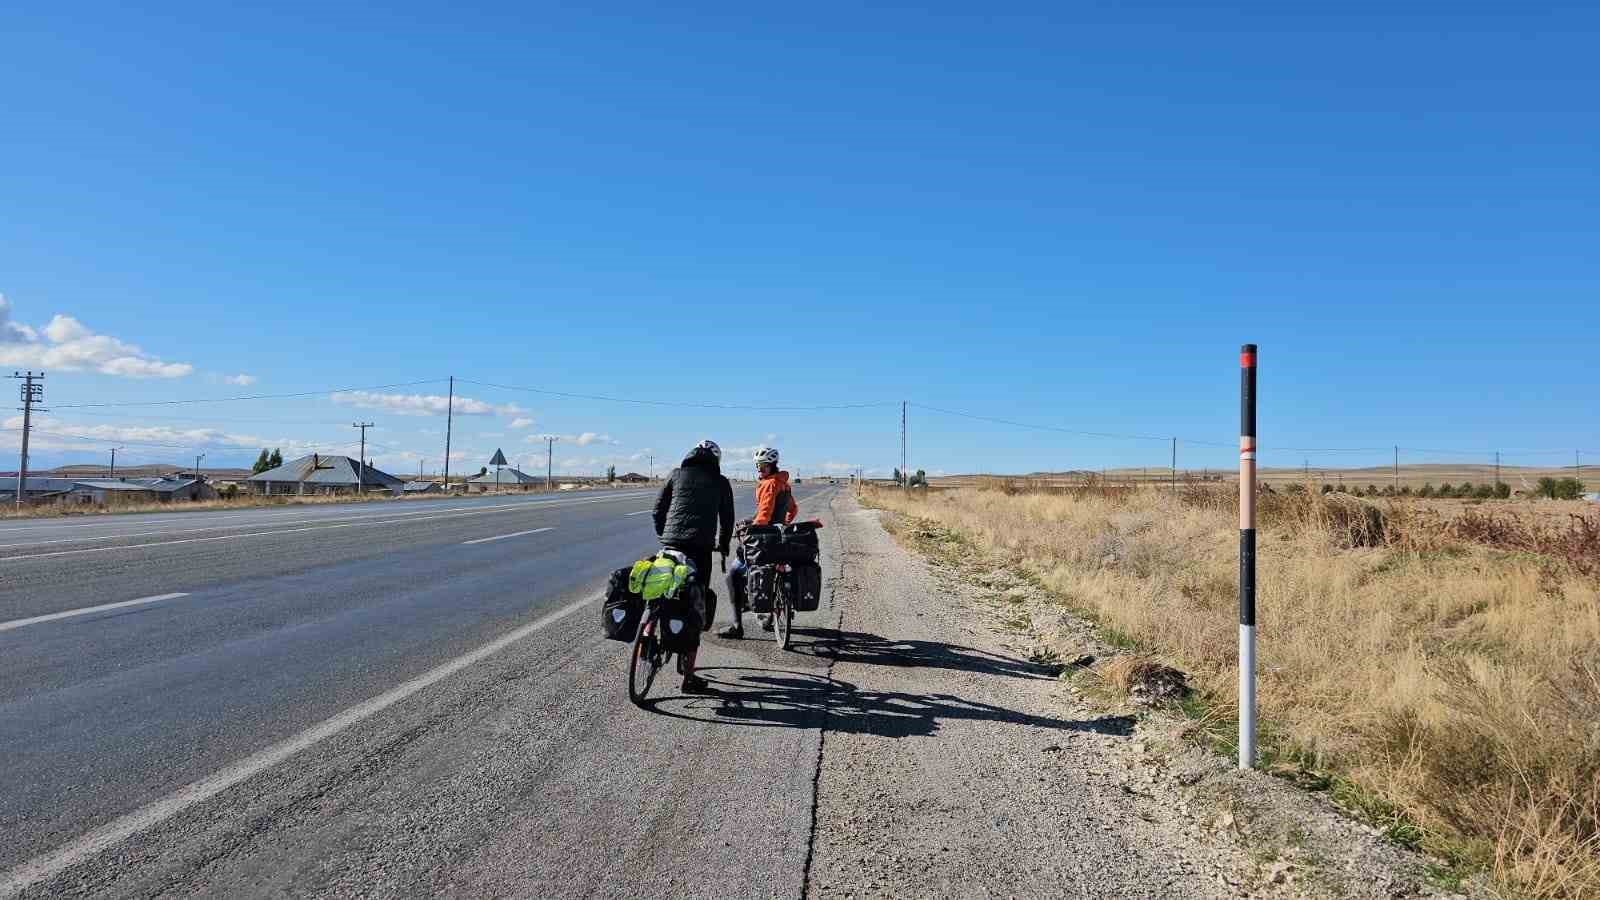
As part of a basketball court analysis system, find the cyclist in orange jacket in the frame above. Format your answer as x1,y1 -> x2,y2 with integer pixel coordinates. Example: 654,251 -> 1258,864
719,446 -> 796,638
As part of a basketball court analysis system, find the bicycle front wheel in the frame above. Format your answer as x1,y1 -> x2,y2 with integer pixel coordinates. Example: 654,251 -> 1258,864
774,575 -> 792,650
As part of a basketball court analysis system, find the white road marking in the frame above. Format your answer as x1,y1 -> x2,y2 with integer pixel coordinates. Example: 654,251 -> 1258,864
0,594 -> 190,633
0,595 -> 590,898
623,510 -> 652,516
0,494 -> 654,562
460,527 -> 555,546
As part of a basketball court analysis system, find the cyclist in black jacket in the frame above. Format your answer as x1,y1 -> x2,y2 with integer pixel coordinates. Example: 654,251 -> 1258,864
652,439 -> 736,694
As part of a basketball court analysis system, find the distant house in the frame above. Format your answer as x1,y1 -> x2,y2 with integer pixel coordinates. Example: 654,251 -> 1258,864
465,467 -> 545,493
61,477 -> 217,506
617,472 -> 650,484
248,454 -> 403,496
0,476 -> 82,502
402,480 -> 443,495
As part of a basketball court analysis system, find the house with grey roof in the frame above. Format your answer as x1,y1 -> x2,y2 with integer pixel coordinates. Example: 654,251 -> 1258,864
61,477 -> 217,506
402,480 -> 443,495
464,467 -> 545,493
248,454 -> 403,496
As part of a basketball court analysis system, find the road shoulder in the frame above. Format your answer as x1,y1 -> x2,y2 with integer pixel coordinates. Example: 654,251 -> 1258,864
806,494 -> 1461,899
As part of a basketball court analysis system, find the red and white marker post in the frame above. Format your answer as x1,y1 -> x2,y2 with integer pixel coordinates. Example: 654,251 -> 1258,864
1238,343 -> 1258,769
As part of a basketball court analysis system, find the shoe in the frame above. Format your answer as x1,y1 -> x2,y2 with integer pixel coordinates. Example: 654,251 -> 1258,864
682,673 -> 712,694
758,614 -> 774,632
717,622 -> 745,639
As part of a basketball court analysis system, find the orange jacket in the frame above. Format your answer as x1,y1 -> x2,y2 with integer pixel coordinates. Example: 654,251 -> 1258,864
754,470 -> 797,526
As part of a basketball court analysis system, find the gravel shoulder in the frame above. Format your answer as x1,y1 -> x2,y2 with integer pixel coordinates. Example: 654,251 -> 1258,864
806,494 -> 1473,899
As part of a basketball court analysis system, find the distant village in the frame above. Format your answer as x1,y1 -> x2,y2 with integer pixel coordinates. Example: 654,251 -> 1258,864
1,452 -> 652,508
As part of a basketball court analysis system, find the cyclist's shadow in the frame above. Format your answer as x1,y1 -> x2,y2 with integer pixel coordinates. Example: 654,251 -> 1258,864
640,666 -> 1134,740
784,628 -> 1059,681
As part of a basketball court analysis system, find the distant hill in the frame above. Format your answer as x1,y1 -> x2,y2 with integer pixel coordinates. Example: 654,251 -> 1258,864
44,463 -> 254,479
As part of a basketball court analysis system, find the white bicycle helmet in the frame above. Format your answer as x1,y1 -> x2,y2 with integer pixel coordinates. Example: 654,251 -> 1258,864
753,446 -> 780,466
694,439 -> 722,460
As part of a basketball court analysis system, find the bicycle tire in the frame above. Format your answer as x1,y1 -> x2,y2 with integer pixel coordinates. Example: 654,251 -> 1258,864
629,610 -> 669,705
774,572 -> 792,650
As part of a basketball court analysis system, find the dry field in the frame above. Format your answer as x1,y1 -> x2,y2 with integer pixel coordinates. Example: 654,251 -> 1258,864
864,484 -> 1600,899
932,464 -> 1591,492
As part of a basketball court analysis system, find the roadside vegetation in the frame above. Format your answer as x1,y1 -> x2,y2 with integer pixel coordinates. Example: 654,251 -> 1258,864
864,482 -> 1600,899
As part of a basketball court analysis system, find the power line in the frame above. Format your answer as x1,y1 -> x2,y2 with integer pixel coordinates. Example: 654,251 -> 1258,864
50,378 -> 447,409
457,378 -> 896,411
908,403 -> 1228,445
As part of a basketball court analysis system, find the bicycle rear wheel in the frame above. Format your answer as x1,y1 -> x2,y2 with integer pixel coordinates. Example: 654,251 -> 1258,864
629,611 -> 670,705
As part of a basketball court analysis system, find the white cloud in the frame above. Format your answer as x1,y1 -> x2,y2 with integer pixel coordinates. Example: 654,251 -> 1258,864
223,374 -> 258,386
527,431 -> 617,448
725,434 -> 782,460
478,432 -> 504,439
0,295 -> 193,378
2,415 -> 324,458
509,417 -> 535,429
820,462 -> 857,473
330,390 -> 523,417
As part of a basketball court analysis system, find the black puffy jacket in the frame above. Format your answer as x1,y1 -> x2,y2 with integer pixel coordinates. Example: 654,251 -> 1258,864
653,448 -> 736,553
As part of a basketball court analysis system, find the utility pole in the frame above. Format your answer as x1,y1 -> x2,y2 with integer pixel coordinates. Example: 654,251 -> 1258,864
1578,450 -> 1583,483
109,446 -> 124,479
546,436 -> 558,489
194,453 -> 206,482
900,401 -> 908,491
352,423 -> 373,495
9,372 -> 43,509
443,375 -> 454,493
1171,437 -> 1177,494
1495,451 -> 1501,488
1393,445 -> 1400,492
649,454 -> 654,481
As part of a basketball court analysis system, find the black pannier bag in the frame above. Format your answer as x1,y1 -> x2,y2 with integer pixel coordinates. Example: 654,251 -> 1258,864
600,566 -> 643,641
657,586 -> 702,653
747,564 -> 779,614
741,525 -> 786,565
780,522 -> 820,564
791,561 -> 823,612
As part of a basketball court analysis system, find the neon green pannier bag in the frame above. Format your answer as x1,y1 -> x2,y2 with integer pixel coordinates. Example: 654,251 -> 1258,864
637,554 -> 688,601
628,559 -> 653,594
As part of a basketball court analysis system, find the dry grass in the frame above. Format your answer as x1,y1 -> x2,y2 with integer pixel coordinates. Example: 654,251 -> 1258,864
865,484 -> 1600,899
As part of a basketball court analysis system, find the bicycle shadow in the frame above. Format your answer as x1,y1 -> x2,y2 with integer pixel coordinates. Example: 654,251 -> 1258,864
642,666 -> 1135,740
782,628 -> 1058,682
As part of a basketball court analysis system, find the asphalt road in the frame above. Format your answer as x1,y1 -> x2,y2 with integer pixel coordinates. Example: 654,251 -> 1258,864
0,482 -> 842,897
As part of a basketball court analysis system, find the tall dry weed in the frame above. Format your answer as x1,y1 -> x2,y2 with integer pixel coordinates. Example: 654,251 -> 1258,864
866,484 -> 1600,898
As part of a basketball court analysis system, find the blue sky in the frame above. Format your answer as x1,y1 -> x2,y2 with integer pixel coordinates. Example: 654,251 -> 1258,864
2,2 -> 1596,478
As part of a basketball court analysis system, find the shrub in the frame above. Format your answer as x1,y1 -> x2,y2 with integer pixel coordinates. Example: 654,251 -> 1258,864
1494,482 -> 1512,499
1533,476 -> 1589,499
1419,484 -> 1436,498
1473,483 -> 1496,499
1439,483 -> 1456,498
